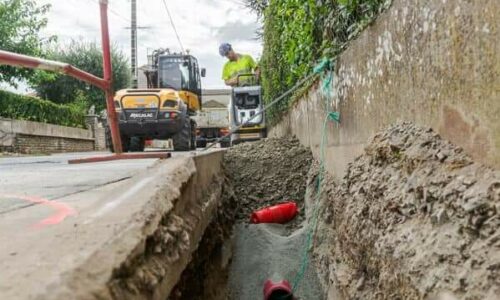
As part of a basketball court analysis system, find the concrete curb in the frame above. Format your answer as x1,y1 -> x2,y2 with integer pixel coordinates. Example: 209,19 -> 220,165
33,151 -> 226,300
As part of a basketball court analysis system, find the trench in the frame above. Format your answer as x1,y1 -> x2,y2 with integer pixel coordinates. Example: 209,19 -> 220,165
167,138 -> 326,300
107,123 -> 499,300
103,139 -> 325,300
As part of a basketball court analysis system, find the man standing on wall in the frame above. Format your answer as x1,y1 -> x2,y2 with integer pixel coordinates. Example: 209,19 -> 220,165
219,43 -> 259,87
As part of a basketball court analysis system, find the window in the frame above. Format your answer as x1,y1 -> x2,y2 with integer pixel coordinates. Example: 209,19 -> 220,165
235,94 -> 259,109
158,57 -> 190,90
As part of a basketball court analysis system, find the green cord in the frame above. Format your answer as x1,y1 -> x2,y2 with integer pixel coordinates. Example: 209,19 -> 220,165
328,111 -> 341,123
292,59 -> 340,292
313,58 -> 332,74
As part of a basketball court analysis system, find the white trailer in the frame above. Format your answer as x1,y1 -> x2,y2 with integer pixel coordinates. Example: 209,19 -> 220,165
193,89 -> 232,147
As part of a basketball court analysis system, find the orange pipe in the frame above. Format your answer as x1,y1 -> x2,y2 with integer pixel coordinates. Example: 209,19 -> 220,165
99,0 -> 123,153
250,202 -> 298,224
0,50 -> 108,90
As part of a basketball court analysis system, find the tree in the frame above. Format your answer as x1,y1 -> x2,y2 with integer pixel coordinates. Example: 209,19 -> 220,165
32,40 -> 131,112
243,0 -> 268,16
0,0 -> 52,86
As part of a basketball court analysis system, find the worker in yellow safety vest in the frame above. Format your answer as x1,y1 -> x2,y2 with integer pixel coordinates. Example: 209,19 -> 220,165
219,42 -> 259,87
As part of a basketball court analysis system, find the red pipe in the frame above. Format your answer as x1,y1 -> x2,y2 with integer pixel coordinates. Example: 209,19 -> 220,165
68,152 -> 171,164
64,64 -> 109,90
0,51 -> 40,69
263,279 -> 294,300
251,202 -> 298,224
100,0 -> 112,84
0,50 -> 108,90
99,0 -> 123,153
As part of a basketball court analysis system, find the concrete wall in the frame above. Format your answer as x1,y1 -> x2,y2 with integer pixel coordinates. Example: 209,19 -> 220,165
14,135 -> 94,153
270,0 -> 499,180
0,118 -> 96,154
94,127 -> 106,151
85,115 -> 107,151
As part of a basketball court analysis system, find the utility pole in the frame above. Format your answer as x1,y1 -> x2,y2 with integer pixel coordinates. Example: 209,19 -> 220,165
128,0 -> 151,89
130,0 -> 138,88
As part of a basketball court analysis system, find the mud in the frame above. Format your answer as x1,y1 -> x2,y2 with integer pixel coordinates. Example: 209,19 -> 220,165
314,122 -> 500,299
108,211 -> 193,298
171,137 -> 325,300
224,137 -> 314,228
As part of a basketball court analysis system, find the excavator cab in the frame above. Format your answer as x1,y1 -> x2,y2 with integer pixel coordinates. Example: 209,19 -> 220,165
108,49 -> 205,152
144,51 -> 204,113
146,53 -> 205,107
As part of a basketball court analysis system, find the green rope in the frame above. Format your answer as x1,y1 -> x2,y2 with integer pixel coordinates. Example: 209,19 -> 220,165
292,59 -> 340,292
313,57 -> 332,74
320,59 -> 335,100
327,111 -> 341,123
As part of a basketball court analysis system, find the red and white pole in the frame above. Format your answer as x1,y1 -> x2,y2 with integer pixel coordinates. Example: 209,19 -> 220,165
0,51 -> 108,90
99,0 -> 123,153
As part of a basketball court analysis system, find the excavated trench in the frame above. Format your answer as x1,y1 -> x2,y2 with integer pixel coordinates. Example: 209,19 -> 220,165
106,123 -> 499,300
167,138 -> 326,300
168,176 -> 237,300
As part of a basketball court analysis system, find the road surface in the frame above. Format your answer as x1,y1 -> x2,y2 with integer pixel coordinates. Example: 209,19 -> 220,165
0,149 -> 207,299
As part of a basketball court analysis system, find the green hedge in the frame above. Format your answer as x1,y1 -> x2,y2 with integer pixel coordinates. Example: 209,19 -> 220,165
0,90 -> 86,128
260,0 -> 391,125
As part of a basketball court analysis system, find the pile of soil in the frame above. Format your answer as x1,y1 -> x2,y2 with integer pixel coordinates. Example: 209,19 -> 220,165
314,122 -> 500,299
224,137 -> 313,226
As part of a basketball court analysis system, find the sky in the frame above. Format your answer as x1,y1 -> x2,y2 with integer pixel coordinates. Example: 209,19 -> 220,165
15,0 -> 263,90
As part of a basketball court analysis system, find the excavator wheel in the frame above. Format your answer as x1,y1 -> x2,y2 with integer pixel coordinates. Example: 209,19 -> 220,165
173,118 -> 191,151
129,136 -> 145,152
190,120 -> 197,150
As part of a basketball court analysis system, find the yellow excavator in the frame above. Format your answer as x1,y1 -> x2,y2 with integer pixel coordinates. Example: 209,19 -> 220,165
107,49 -> 205,152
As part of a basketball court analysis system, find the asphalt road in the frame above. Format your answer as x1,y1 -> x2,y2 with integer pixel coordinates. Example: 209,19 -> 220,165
0,152 -> 153,212
0,149 -> 203,299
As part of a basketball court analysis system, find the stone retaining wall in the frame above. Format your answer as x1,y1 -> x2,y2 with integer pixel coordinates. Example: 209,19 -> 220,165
269,0 -> 499,180
0,118 -> 97,154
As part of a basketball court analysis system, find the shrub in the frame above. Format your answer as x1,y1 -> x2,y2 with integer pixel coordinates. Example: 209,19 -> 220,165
0,89 -> 86,128
257,0 -> 391,124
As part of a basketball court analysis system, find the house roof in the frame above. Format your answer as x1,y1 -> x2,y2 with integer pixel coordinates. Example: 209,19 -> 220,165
203,99 -> 227,108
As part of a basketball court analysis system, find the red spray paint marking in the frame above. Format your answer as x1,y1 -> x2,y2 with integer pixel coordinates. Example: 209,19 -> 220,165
2,194 -> 77,228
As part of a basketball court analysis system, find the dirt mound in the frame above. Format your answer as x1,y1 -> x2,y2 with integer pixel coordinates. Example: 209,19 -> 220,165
314,122 -> 500,299
224,137 -> 313,226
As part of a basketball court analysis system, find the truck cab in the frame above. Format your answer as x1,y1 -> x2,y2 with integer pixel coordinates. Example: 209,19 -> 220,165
193,89 -> 231,148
